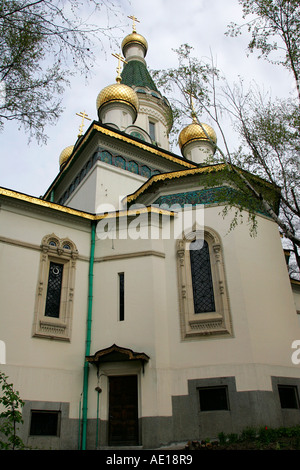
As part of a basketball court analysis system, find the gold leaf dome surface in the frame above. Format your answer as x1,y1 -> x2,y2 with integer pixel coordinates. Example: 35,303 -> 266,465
178,122 -> 217,150
59,145 -> 74,168
96,83 -> 139,116
121,31 -> 148,55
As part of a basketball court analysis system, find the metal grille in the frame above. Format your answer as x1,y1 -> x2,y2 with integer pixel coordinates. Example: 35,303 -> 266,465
45,262 -> 63,318
190,240 -> 216,313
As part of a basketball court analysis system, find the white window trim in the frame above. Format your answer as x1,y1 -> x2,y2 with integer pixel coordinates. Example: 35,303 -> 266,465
32,234 -> 78,341
177,227 -> 233,339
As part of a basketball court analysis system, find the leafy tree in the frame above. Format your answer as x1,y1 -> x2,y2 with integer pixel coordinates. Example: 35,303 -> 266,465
226,0 -> 300,277
0,0 -> 126,142
226,0 -> 300,102
0,371 -> 25,450
152,0 -> 300,278
223,81 -> 300,277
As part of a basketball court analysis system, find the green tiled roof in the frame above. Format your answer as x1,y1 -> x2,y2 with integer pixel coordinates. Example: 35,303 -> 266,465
121,60 -> 159,92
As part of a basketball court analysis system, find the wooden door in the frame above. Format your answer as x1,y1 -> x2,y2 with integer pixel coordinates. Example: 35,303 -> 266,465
108,375 -> 139,446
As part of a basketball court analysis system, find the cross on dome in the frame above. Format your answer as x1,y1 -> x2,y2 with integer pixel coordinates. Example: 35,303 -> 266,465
112,52 -> 128,83
128,15 -> 140,32
76,111 -> 91,136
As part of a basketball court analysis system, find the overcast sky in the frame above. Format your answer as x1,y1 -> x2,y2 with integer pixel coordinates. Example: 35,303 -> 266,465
0,0 -> 294,198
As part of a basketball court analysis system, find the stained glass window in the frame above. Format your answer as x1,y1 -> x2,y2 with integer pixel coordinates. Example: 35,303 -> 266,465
45,262 -> 64,318
190,240 -> 215,313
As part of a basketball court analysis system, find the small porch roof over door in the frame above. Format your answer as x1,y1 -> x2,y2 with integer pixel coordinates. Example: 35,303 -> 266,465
86,344 -> 150,371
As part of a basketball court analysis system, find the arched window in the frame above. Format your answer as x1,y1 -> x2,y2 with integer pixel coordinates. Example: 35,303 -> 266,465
32,234 -> 78,341
44,261 -> 64,318
190,239 -> 216,314
177,228 -> 232,339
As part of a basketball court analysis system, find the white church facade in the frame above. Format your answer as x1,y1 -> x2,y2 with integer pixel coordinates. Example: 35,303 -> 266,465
1,22 -> 300,450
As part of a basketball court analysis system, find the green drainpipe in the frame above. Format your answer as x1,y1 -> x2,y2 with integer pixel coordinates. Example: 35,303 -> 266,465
81,220 -> 96,450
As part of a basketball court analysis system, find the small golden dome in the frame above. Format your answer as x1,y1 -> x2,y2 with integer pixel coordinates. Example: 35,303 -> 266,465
59,145 -> 74,168
178,122 -> 217,151
96,82 -> 139,116
121,31 -> 148,56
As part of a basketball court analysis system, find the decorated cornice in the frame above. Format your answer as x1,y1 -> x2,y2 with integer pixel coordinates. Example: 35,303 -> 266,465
0,187 -> 175,221
57,148 -> 163,206
93,124 -> 194,167
0,187 -> 93,220
154,186 -> 239,208
124,164 -> 227,204
123,163 -> 280,212
43,122 -> 195,200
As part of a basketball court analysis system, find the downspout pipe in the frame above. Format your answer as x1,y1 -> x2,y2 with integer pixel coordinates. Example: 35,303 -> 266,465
81,220 -> 96,450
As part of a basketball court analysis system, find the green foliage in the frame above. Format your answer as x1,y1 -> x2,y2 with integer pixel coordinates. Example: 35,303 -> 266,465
227,433 -> 239,444
240,426 -> 257,441
152,1 -> 300,276
0,0 -> 125,142
217,431 -> 227,445
225,0 -> 300,276
227,0 -> 300,87
0,371 -> 25,450
151,44 -> 220,148
217,425 -> 300,449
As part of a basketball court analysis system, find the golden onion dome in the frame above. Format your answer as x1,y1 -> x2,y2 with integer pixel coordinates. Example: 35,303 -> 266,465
121,31 -> 148,56
96,82 -> 139,117
178,121 -> 217,151
59,145 -> 74,168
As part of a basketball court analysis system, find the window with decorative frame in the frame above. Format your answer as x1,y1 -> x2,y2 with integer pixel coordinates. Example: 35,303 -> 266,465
176,227 -> 232,339
32,234 -> 78,341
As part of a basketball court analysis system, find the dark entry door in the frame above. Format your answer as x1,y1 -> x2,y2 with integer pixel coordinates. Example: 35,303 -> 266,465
108,375 -> 139,446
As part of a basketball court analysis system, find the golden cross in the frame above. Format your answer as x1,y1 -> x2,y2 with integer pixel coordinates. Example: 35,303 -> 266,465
128,15 -> 140,32
112,52 -> 127,83
76,111 -> 91,136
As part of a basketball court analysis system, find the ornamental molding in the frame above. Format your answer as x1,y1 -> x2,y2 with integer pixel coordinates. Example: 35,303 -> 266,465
138,104 -> 169,127
176,228 -> 233,340
32,233 -> 78,342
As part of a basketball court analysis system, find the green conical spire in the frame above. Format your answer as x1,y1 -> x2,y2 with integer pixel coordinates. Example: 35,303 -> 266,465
121,60 -> 158,92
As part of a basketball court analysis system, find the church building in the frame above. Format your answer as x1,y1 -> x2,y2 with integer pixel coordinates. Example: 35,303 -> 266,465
1,19 -> 300,450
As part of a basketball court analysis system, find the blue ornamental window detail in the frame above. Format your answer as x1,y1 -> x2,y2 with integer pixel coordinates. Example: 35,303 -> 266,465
190,240 -> 216,313
127,161 -> 139,174
101,151 -> 112,164
141,165 -> 151,178
130,131 -> 146,141
115,156 -> 126,169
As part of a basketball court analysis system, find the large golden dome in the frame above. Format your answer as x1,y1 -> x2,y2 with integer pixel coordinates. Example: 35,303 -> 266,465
121,31 -> 148,56
178,122 -> 217,152
59,145 -> 74,168
96,83 -> 139,117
